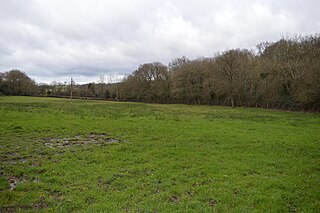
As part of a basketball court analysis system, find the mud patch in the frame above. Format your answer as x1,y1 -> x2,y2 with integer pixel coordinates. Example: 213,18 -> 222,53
6,152 -> 19,157
2,152 -> 27,165
0,197 -> 48,211
208,198 -> 217,207
169,195 -> 179,203
8,176 -> 20,190
10,158 -> 28,164
43,132 -> 125,148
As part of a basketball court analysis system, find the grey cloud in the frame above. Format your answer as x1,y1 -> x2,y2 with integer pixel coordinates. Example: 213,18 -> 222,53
0,0 -> 319,83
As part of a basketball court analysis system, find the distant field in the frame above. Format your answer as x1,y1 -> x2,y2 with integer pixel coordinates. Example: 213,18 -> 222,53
0,96 -> 319,212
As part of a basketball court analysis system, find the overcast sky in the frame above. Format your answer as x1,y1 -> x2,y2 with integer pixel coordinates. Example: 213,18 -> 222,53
0,0 -> 319,83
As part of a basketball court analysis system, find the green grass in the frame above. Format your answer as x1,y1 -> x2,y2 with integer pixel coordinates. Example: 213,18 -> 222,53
0,96 -> 319,212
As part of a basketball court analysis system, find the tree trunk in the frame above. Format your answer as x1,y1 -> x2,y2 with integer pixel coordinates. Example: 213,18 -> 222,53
231,96 -> 235,107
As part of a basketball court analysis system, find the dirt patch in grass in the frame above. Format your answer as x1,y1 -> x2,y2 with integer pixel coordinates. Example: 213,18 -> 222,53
8,176 -> 20,191
1,152 -> 28,165
208,198 -> 217,207
0,197 -> 48,211
43,132 -> 125,148
169,195 -> 180,203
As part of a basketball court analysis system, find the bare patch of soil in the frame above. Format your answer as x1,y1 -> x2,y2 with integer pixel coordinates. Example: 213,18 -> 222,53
8,176 -> 20,190
208,198 -> 217,207
0,197 -> 48,211
169,195 -> 180,203
43,132 -> 125,148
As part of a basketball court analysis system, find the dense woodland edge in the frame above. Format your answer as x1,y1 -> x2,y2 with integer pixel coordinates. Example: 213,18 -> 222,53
1,34 -> 319,112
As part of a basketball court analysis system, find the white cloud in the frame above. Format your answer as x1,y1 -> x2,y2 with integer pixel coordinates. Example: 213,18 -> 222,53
0,0 -> 319,83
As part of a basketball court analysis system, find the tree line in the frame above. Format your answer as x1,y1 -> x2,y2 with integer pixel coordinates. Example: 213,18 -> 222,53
1,34 -> 319,111
0,72 -> 116,99
114,35 -> 320,111
0,70 -> 37,96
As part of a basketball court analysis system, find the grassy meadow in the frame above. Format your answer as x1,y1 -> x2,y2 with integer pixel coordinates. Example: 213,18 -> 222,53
0,96 -> 319,212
